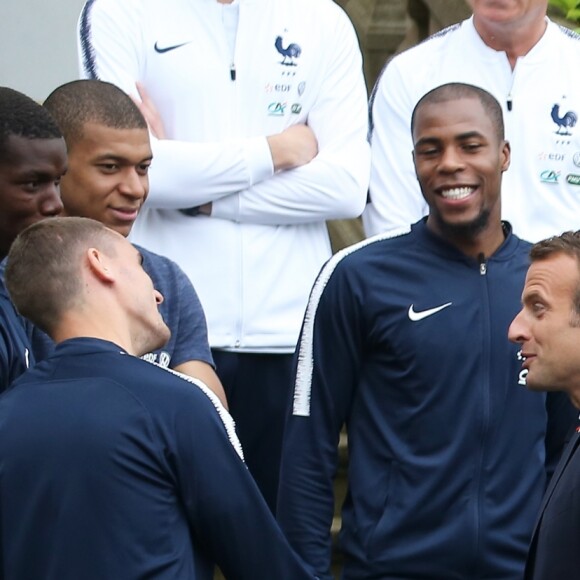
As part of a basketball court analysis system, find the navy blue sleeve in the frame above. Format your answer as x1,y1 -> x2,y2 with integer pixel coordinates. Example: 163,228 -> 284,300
0,292 -> 33,392
169,374 -> 315,579
277,256 -> 364,579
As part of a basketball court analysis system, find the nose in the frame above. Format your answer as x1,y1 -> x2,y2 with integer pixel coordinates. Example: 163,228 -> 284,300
508,309 -> 527,345
154,289 -> 164,305
438,145 -> 465,174
119,169 -> 148,200
39,183 -> 64,217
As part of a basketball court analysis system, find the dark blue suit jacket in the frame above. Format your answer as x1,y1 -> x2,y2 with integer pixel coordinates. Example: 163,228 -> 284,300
525,427 -> 580,579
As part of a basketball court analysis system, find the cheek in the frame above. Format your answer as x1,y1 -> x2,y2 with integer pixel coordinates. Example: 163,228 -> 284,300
413,163 -> 433,185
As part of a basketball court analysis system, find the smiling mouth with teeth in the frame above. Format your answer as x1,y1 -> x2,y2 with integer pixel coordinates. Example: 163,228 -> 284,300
441,187 -> 475,200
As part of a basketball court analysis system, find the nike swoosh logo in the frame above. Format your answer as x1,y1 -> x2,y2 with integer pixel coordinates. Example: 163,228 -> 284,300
154,41 -> 191,54
408,302 -> 452,321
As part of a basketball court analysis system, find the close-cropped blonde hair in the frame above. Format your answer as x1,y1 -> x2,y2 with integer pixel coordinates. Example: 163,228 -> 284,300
5,217 -> 117,336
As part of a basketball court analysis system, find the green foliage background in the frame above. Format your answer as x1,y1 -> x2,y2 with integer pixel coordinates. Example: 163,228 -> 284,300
549,0 -> 580,28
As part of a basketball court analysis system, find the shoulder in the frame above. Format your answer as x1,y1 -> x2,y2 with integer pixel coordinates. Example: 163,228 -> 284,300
81,0 -> 143,14
274,0 -> 358,37
137,245 -> 185,285
318,226 -> 413,286
552,22 -> 580,45
122,362 -> 244,460
388,21 -> 463,70
79,0 -> 152,34
510,235 -> 533,263
372,21 -> 465,109
83,352 -> 218,413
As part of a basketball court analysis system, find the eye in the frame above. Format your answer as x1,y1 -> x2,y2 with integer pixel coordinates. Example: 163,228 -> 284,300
137,162 -> 151,176
22,181 -> 41,192
462,142 -> 483,152
531,302 -> 546,318
415,146 -> 439,157
98,163 -> 119,173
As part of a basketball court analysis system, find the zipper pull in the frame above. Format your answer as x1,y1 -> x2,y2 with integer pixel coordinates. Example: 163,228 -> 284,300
478,252 -> 487,275
507,94 -> 512,111
230,63 -> 236,81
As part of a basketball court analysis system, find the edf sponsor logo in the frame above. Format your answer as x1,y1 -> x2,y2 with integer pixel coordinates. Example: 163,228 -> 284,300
538,152 -> 565,162
265,83 -> 291,93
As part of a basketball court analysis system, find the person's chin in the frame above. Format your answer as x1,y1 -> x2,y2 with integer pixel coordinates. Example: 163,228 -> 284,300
525,375 -> 554,393
140,325 -> 171,357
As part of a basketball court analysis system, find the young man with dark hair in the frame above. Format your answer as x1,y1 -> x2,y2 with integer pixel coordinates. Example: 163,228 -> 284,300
0,86 -> 67,389
278,83 -> 577,579
78,0 -> 370,512
43,79 -> 226,406
0,216 -> 314,580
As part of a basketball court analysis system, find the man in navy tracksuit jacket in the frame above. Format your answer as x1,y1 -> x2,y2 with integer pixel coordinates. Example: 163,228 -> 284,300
0,217 -> 315,580
0,86 -> 66,391
278,83 -> 577,579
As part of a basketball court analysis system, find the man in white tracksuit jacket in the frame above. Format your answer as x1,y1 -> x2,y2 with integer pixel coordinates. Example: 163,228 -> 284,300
78,0 -> 370,512
364,0 -> 580,243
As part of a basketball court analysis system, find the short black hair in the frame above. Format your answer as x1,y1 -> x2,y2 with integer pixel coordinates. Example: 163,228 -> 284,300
0,87 -> 62,159
43,80 -> 147,148
411,83 -> 505,142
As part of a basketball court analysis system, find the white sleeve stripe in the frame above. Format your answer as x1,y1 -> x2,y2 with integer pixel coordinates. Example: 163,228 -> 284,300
293,226 -> 410,417
155,364 -> 245,462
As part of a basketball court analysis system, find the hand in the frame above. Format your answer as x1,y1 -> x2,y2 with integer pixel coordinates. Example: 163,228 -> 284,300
133,82 -> 166,139
198,202 -> 212,216
267,124 -> 318,172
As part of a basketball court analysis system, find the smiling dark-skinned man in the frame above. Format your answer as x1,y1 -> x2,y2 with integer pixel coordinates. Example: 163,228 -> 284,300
278,82 -> 577,580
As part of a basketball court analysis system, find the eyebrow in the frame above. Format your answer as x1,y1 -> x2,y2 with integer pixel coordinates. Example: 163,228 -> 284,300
455,131 -> 485,141
93,154 -> 153,164
414,130 -> 486,147
18,168 -> 66,180
522,289 -> 543,305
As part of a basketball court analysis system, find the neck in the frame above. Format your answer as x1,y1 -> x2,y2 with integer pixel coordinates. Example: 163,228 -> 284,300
52,311 -> 137,356
426,217 -> 507,260
450,226 -> 506,260
473,14 -> 547,69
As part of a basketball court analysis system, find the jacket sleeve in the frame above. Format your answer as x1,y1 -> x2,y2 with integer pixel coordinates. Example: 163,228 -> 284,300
78,0 -> 369,225
277,254 -> 364,578
170,379 -> 316,579
209,12 -> 370,225
544,391 -> 579,482
362,58 -> 428,236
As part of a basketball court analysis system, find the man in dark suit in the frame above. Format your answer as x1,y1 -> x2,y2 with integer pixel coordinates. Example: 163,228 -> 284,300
509,230 -> 580,580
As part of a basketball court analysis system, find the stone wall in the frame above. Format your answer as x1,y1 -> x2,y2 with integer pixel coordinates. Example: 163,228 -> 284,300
339,0 -> 471,91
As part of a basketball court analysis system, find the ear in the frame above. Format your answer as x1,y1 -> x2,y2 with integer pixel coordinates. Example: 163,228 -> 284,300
500,140 -> 511,173
86,248 -> 115,284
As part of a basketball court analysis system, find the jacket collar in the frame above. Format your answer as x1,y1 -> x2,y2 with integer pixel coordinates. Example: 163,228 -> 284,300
412,218 -> 525,264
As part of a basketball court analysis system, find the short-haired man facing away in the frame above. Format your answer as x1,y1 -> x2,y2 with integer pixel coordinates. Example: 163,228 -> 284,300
0,217 -> 315,580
